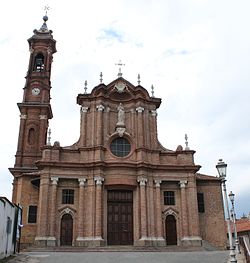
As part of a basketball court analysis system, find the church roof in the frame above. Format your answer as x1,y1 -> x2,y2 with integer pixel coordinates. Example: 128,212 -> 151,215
196,173 -> 220,181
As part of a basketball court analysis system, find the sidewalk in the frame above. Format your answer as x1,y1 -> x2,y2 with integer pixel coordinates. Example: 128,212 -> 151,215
227,252 -> 246,263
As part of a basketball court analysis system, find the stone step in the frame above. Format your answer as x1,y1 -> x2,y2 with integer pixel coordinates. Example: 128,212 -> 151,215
24,245 -> 206,253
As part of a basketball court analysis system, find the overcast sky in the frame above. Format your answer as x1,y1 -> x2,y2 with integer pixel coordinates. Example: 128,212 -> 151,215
0,0 -> 249,217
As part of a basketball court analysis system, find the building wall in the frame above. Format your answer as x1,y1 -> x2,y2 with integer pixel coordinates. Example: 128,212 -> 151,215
197,180 -> 227,249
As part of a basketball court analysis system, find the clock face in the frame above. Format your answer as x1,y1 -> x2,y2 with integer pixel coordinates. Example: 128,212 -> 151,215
32,87 -> 40,96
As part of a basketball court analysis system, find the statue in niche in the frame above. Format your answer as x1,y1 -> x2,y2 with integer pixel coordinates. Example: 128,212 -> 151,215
117,103 -> 125,126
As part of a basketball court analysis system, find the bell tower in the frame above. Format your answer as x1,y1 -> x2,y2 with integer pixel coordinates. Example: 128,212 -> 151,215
10,15 -> 56,204
15,15 -> 56,168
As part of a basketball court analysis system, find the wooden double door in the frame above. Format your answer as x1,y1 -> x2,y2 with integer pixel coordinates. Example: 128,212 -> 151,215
107,190 -> 133,245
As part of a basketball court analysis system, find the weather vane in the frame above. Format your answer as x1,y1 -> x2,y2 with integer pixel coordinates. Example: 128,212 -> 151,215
115,60 -> 125,77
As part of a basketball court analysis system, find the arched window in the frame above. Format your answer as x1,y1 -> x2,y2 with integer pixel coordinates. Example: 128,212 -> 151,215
33,53 -> 44,72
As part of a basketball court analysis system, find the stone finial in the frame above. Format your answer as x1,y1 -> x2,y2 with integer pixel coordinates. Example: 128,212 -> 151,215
84,80 -> 87,94
151,84 -> 155,97
137,74 -> 141,85
47,128 -> 51,146
185,134 -> 190,150
100,72 -> 103,83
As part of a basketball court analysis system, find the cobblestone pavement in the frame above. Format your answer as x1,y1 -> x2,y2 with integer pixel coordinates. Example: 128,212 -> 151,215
7,251 -> 231,263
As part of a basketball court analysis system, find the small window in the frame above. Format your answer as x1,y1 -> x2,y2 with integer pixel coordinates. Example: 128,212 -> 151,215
110,137 -> 131,157
62,189 -> 74,204
28,205 -> 37,223
33,53 -> 44,72
197,193 -> 205,213
164,191 -> 175,205
6,217 -> 12,233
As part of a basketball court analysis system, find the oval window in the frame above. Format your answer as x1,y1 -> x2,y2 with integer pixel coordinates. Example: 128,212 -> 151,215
110,137 -> 131,157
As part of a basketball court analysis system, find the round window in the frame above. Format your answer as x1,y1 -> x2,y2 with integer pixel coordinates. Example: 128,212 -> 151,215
110,137 -> 131,157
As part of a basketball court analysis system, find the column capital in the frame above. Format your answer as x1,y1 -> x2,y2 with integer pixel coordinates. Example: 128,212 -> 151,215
81,106 -> 89,113
137,177 -> 147,186
39,115 -> 47,120
154,179 -> 162,187
51,177 -> 58,185
179,180 -> 187,188
20,114 -> 27,119
78,177 -> 87,186
94,176 -> 104,185
96,104 -> 105,112
151,110 -> 157,116
136,106 -> 144,113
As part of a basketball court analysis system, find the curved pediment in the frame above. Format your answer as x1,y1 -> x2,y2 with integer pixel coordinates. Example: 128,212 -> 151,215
91,77 -> 151,102
77,76 -> 161,108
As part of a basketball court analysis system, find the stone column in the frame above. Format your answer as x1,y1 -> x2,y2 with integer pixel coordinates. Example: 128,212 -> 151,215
76,177 -> 87,244
137,177 -> 148,243
136,107 -> 144,147
154,179 -> 165,245
94,176 -> 104,245
80,106 -> 88,146
180,180 -> 189,241
48,177 -> 58,246
35,174 -> 50,246
96,104 -> 105,145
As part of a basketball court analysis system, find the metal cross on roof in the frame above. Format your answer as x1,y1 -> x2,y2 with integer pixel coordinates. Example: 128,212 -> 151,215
115,60 -> 125,77
44,5 -> 50,15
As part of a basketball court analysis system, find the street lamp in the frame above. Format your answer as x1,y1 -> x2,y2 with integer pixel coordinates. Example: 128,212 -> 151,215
229,191 -> 241,254
216,159 -> 237,263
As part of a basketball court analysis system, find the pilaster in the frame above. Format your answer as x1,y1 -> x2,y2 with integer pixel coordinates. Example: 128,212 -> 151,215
47,176 -> 58,246
154,179 -> 165,246
35,175 -> 50,246
80,106 -> 88,146
94,176 -> 105,245
136,176 -> 148,246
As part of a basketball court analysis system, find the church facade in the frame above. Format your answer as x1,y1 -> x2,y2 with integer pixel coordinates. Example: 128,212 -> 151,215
9,16 -> 227,249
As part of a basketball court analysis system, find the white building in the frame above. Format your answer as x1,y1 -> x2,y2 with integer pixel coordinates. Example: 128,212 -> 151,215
0,197 -> 21,259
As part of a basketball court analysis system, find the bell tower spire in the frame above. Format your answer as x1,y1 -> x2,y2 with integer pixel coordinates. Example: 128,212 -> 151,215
12,14 -> 56,171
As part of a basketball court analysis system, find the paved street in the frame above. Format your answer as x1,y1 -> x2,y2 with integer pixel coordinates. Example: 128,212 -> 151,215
8,251 -> 230,263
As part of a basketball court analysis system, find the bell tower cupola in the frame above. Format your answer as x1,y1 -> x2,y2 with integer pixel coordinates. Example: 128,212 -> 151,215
13,15 -> 57,169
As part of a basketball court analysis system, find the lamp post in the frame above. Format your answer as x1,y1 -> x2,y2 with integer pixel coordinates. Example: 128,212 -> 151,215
216,159 -> 237,263
229,191 -> 241,254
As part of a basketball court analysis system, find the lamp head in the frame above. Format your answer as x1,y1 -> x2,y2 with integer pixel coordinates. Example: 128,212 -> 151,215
216,159 -> 227,178
229,191 -> 235,203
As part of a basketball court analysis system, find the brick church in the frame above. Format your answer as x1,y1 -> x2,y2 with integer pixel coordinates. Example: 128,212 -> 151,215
9,15 -> 227,249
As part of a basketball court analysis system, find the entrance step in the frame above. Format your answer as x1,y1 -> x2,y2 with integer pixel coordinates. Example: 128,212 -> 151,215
24,245 -> 206,253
